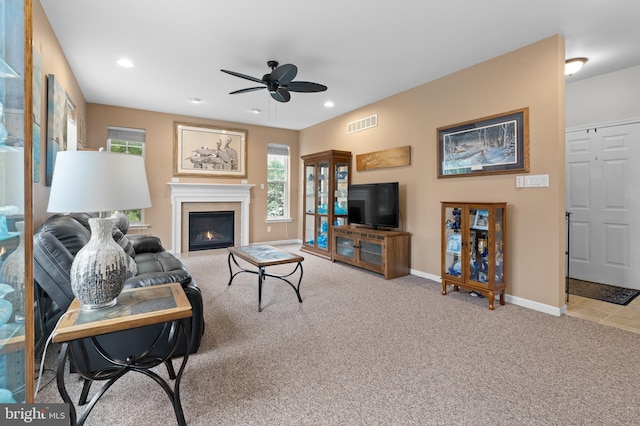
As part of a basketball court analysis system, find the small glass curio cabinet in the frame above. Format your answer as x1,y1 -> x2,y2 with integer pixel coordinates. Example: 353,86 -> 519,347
441,202 -> 507,310
301,150 -> 351,259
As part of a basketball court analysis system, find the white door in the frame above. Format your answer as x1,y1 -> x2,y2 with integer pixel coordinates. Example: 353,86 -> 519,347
566,122 -> 640,290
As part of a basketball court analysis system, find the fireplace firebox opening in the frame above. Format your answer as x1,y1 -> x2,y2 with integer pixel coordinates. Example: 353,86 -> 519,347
188,211 -> 234,251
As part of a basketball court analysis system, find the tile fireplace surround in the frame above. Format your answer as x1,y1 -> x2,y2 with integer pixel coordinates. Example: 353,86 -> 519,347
168,183 -> 254,254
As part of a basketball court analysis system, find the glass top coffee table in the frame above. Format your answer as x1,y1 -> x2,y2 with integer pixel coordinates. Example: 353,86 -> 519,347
227,245 -> 304,312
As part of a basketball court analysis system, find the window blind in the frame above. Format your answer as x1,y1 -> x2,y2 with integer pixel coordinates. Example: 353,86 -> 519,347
107,126 -> 146,143
268,143 -> 289,156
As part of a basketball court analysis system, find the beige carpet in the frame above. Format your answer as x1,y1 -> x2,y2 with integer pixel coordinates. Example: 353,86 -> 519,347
35,244 -> 640,425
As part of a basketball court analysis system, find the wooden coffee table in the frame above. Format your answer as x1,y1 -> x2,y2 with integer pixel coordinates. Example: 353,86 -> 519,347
227,245 -> 304,312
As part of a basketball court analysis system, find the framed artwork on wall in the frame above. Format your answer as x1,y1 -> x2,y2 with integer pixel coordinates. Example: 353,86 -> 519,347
32,48 -> 42,183
174,122 -> 247,178
45,74 -> 68,186
437,107 -> 529,178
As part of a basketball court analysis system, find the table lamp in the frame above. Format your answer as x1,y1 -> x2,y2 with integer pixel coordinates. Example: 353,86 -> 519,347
47,149 -> 151,310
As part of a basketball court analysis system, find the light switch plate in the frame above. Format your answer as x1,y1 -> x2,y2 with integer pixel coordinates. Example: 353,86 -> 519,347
524,174 -> 549,187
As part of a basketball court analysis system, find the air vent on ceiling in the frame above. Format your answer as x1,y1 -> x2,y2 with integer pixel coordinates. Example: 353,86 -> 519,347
347,114 -> 378,134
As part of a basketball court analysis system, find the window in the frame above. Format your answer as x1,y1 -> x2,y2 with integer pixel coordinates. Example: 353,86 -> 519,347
267,143 -> 290,219
107,126 -> 146,224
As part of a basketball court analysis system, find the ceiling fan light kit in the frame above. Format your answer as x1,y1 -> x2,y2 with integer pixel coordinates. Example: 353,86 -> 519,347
221,60 -> 327,103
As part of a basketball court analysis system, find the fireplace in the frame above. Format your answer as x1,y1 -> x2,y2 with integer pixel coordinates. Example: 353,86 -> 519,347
168,183 -> 253,254
188,211 -> 234,251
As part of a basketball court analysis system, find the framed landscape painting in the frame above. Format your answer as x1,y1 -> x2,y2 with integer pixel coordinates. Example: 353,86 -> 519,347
437,108 -> 529,178
174,122 -> 247,178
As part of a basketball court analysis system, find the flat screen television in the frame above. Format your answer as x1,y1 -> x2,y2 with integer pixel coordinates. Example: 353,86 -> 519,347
347,182 -> 399,230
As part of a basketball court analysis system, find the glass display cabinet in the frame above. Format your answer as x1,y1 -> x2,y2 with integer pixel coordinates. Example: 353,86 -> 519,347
301,150 -> 351,259
441,202 -> 507,310
0,0 -> 34,403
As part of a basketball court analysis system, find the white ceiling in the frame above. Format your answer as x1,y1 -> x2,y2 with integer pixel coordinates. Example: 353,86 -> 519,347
39,0 -> 640,131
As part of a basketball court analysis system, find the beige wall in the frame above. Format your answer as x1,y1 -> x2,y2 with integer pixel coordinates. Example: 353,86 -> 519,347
34,2 -> 567,311
85,104 -> 299,248
300,36 -> 567,310
32,1 -> 87,225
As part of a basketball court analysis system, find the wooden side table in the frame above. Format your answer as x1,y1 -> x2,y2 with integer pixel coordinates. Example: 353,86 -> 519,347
52,283 -> 192,426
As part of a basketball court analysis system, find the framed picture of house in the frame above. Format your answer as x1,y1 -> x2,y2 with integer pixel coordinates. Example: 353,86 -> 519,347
437,107 -> 529,178
174,122 -> 247,177
446,232 -> 462,254
473,209 -> 489,230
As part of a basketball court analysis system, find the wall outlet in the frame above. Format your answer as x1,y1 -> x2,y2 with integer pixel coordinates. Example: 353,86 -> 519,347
261,183 -> 265,190
267,226 -> 272,233
515,176 -> 524,188
171,177 -> 179,183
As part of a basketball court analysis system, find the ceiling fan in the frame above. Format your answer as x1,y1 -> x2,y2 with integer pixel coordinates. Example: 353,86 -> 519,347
221,60 -> 327,103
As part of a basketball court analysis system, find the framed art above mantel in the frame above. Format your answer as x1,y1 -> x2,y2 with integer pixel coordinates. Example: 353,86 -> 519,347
174,122 -> 247,178
437,108 -> 529,178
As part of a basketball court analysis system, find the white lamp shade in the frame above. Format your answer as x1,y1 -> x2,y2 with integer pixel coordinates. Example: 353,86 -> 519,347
48,150 -> 151,213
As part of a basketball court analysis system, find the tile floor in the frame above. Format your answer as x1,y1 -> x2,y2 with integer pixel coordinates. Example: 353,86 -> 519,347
565,292 -> 640,334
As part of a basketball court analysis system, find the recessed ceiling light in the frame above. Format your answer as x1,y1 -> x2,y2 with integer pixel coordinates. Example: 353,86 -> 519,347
251,108 -> 262,114
189,97 -> 203,104
565,57 -> 588,76
324,101 -> 335,108
116,58 -> 134,68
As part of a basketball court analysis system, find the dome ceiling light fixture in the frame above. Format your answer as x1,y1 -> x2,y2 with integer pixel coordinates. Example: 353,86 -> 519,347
565,57 -> 588,76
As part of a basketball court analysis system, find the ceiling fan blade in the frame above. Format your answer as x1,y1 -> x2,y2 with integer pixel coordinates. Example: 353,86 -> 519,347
229,86 -> 266,95
285,81 -> 328,93
270,64 -> 297,85
271,88 -> 291,103
221,69 -> 265,85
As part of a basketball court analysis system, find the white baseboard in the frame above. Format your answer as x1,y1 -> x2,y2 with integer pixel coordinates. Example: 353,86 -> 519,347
410,268 -> 441,282
504,294 -> 565,316
181,244 -> 566,317
260,239 -> 302,246
409,268 -> 565,317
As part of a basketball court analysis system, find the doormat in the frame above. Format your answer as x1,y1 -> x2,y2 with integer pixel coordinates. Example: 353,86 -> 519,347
568,279 -> 640,306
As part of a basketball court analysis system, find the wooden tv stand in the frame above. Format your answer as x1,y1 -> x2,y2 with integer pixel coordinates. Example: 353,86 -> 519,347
331,225 -> 411,279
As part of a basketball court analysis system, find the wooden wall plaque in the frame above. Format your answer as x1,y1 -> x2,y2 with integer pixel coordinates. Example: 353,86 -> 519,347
356,146 -> 411,171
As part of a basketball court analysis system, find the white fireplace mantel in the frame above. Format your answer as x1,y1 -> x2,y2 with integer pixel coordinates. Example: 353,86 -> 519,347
168,182 -> 254,253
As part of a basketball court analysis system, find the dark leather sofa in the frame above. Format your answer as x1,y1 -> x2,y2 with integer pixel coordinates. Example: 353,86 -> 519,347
33,213 -> 204,372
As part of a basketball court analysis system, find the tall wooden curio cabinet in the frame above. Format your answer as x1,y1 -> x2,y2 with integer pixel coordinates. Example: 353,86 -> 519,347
301,150 -> 351,259
441,202 -> 506,310
0,0 -> 34,403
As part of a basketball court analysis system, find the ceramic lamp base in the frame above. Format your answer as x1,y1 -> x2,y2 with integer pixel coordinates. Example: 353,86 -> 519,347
79,298 -> 118,311
70,217 -> 127,310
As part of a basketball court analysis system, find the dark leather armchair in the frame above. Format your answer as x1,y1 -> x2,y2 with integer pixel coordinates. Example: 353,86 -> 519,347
33,213 -> 204,372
